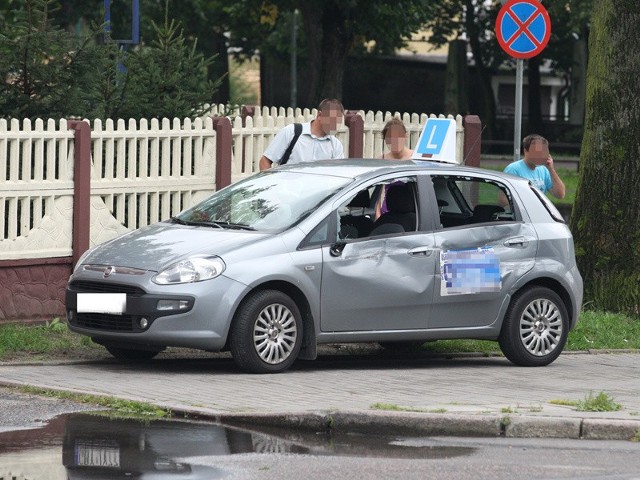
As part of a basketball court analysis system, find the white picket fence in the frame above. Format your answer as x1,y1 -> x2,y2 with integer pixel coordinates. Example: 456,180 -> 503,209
0,109 -> 463,261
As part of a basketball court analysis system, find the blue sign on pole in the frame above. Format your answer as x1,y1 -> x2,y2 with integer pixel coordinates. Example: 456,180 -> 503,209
495,0 -> 551,59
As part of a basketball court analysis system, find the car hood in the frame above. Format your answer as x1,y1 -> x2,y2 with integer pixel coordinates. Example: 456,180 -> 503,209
82,223 -> 269,271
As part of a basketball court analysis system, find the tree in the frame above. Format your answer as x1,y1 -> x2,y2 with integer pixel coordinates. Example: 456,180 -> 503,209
427,1 -> 506,139
0,0 -> 223,121
569,0 -> 640,317
0,0 -> 99,120
426,0 -> 593,139
223,0 -> 437,106
528,1 -> 593,135
116,7 -> 223,120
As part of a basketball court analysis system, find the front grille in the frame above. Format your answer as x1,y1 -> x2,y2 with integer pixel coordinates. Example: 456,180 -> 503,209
72,313 -> 140,332
69,281 -> 145,295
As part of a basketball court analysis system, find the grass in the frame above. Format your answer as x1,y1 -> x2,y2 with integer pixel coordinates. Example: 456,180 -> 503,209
550,391 -> 622,413
420,309 -> 640,355
0,309 -> 637,362
576,391 -> 622,412
0,319 -> 102,360
19,386 -> 171,417
370,402 -> 446,413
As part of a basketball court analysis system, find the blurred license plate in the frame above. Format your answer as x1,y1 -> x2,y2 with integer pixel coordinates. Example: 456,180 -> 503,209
77,293 -> 126,314
75,442 -> 120,467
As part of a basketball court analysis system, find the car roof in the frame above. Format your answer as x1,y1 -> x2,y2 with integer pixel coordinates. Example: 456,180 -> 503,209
280,158 -> 530,185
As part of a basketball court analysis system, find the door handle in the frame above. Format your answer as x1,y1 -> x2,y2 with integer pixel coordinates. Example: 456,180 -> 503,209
504,236 -> 528,248
408,247 -> 433,257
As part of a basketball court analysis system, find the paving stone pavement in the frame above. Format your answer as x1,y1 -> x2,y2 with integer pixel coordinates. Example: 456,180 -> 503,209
0,350 -> 638,438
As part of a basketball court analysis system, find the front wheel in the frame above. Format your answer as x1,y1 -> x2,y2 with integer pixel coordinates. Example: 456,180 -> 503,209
229,290 -> 303,373
498,286 -> 569,366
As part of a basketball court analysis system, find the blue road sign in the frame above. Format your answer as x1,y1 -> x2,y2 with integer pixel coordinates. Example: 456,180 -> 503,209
495,0 -> 551,59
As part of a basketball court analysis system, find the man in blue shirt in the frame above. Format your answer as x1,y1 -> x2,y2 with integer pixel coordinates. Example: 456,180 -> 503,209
504,134 -> 566,199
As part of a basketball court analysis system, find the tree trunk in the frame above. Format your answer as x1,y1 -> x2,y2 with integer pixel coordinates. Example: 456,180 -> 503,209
464,0 -> 496,139
527,55 -> 543,135
298,1 -> 353,106
569,0 -> 640,316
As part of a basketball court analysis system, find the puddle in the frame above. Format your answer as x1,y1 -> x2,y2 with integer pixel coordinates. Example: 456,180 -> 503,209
0,413 -> 475,479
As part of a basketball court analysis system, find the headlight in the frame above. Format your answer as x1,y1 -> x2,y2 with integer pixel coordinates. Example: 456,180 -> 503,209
152,256 -> 225,285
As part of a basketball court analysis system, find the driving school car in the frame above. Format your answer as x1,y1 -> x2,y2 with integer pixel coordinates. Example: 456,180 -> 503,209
66,159 -> 583,373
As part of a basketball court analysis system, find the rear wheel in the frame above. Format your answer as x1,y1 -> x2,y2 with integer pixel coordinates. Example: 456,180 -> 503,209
498,286 -> 569,366
229,290 -> 303,373
104,345 -> 162,361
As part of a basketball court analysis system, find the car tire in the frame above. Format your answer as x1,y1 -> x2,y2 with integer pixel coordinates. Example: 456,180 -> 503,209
498,286 -> 569,367
229,290 -> 303,374
104,345 -> 162,361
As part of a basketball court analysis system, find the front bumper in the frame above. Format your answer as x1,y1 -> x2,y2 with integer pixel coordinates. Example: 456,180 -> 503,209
65,269 -> 248,351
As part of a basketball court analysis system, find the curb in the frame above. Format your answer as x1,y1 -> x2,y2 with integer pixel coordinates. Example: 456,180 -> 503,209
172,408 -> 640,442
2,379 -> 639,441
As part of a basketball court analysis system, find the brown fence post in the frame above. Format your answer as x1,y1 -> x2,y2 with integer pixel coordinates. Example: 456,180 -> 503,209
68,120 -> 91,267
241,105 -> 256,127
463,115 -> 482,167
345,110 -> 364,158
211,116 -> 233,189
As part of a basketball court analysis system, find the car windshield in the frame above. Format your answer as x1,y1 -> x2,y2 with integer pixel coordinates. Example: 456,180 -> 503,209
176,170 -> 351,232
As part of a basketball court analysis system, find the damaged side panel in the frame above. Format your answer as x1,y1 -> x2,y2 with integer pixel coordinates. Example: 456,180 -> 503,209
429,223 -> 538,329
320,233 -> 437,332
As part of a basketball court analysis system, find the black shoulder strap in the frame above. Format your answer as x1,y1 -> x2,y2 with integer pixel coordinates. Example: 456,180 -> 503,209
279,123 -> 302,165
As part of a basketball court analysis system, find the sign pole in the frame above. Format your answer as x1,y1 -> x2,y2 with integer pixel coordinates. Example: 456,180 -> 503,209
513,59 -> 523,161
495,0 -> 551,163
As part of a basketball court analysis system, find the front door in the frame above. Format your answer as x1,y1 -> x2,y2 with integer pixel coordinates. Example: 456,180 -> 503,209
320,233 -> 437,332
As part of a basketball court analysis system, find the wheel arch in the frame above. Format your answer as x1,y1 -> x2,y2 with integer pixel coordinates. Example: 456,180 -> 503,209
514,277 -> 576,328
226,280 -> 317,360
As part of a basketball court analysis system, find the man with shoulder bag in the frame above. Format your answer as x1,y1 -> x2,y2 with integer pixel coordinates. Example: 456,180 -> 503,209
259,98 -> 345,170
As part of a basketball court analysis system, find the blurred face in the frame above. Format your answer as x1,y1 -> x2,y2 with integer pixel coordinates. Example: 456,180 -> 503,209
384,125 -> 407,154
318,108 -> 344,135
525,139 -> 549,166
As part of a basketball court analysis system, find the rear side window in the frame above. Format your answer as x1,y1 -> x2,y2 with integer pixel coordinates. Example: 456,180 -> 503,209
432,175 -> 516,228
530,186 -> 565,223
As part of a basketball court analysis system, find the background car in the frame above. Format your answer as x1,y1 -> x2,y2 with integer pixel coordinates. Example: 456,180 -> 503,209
66,159 -> 583,373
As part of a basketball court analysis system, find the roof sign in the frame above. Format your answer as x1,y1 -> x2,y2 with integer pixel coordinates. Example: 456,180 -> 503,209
412,118 -> 457,164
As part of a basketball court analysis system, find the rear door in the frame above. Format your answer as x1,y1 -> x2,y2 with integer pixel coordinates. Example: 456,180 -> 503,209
428,174 -> 538,329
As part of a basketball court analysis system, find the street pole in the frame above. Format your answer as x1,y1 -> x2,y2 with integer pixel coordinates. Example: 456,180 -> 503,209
290,9 -> 298,109
514,58 -> 523,161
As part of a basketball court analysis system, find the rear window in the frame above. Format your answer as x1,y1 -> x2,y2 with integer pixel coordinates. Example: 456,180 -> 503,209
530,186 -> 565,223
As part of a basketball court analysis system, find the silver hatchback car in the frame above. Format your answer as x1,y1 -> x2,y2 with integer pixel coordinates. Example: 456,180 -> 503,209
66,159 -> 583,373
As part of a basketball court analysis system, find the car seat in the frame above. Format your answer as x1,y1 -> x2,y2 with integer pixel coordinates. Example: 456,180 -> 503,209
471,204 -> 505,223
370,183 -> 416,234
340,189 -> 374,238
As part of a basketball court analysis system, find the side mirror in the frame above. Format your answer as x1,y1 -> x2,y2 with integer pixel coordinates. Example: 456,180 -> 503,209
329,242 -> 346,257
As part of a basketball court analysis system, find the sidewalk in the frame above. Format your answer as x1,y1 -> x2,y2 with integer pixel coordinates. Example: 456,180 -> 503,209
0,349 -> 638,440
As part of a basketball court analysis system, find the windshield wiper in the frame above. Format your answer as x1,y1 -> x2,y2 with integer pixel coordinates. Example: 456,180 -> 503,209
170,217 -> 223,228
213,221 -> 256,231
170,216 -> 254,230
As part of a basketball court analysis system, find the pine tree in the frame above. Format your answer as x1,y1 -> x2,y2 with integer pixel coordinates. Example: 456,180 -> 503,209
0,0 -> 97,120
116,3 -> 223,120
